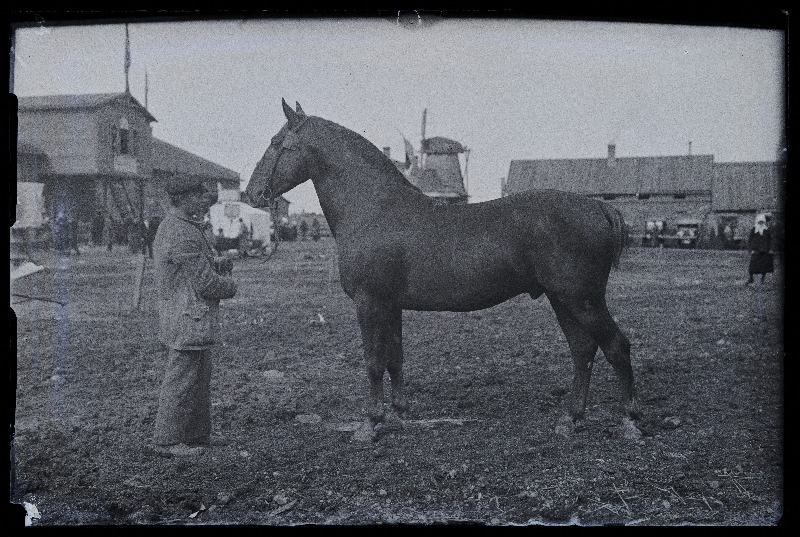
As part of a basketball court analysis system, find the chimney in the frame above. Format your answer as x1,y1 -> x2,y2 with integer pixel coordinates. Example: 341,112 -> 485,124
607,143 -> 616,167
382,146 -> 391,159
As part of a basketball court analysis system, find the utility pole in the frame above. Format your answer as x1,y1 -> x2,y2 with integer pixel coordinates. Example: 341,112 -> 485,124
463,147 -> 470,197
420,109 -> 427,168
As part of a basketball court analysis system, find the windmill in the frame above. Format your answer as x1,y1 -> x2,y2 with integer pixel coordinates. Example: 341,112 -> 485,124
404,109 -> 469,205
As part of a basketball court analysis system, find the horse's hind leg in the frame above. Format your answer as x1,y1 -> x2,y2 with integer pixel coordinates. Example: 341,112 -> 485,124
385,307 -> 409,413
551,293 -> 641,420
548,295 -> 598,421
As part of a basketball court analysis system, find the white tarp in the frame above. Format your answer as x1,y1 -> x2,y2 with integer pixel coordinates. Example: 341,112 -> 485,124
208,201 -> 272,245
14,182 -> 45,228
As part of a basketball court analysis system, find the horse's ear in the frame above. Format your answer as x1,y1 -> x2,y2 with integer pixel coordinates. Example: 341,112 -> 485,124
295,102 -> 306,116
282,98 -> 300,127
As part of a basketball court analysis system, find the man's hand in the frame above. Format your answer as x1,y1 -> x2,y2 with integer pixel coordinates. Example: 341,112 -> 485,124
214,256 -> 233,276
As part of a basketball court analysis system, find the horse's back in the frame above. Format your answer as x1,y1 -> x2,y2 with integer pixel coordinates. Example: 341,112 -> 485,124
431,189 -> 619,246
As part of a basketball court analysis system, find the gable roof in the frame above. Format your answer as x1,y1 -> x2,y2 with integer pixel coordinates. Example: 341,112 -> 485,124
17,92 -> 157,123
506,154 -> 714,196
422,136 -> 465,154
150,137 -> 239,186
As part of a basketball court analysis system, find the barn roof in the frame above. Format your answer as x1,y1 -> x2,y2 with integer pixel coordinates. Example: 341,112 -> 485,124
506,154 -> 714,196
16,141 -> 48,157
17,92 -> 157,123
151,137 -> 240,187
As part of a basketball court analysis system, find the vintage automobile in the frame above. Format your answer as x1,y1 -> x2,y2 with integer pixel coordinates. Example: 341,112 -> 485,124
663,218 -> 701,248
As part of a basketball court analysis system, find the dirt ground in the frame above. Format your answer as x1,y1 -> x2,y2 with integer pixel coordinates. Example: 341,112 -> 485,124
9,238 -> 784,526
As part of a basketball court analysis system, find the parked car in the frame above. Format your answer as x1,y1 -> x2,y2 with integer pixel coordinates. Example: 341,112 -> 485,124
662,218 -> 701,248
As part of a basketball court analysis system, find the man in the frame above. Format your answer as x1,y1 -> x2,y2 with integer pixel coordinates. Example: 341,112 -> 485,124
53,210 -> 68,255
141,217 -> 159,259
128,217 -> 142,254
237,217 -> 249,258
91,210 -> 105,247
299,219 -> 308,241
152,175 -> 238,457
68,215 -> 81,256
311,216 -> 321,242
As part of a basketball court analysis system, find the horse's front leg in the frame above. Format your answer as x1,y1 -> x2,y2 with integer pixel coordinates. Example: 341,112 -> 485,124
355,294 -> 401,425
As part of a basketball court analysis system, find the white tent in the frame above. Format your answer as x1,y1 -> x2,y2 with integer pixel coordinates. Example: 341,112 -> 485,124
208,201 -> 272,246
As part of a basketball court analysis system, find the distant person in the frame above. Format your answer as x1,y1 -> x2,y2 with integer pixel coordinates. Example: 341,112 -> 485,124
745,213 -> 774,286
311,216 -> 321,242
215,227 -> 226,256
68,215 -> 81,256
723,224 -> 734,249
152,176 -> 237,457
107,218 -> 116,252
91,210 -> 105,246
129,218 -> 143,254
237,217 -> 249,257
141,218 -> 158,259
53,210 -> 68,255
655,221 -> 665,248
299,219 -> 308,241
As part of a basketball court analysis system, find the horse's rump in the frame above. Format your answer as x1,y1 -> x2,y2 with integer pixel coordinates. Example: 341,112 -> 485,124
494,190 -> 626,269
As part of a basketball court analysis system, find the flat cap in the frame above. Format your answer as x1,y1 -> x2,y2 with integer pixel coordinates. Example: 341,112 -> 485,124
165,175 -> 205,196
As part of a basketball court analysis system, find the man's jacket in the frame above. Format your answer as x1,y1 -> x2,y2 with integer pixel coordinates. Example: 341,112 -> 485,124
154,208 -> 237,350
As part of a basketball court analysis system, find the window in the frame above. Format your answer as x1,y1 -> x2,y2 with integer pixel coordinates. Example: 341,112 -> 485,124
117,117 -> 133,155
673,193 -> 686,199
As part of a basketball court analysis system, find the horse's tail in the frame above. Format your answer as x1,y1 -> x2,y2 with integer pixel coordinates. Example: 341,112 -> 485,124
601,203 -> 627,269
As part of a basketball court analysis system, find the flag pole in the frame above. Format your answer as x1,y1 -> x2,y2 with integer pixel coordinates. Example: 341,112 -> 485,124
124,24 -> 131,94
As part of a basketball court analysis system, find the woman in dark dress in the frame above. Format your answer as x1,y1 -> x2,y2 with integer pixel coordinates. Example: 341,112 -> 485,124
746,213 -> 774,285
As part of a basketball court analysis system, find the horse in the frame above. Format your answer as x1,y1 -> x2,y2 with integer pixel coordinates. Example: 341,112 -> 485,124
246,99 -> 641,436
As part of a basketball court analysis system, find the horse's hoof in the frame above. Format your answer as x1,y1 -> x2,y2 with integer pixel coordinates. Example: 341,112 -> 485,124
383,411 -> 404,432
368,405 -> 385,425
352,420 -> 377,443
568,408 -> 586,423
625,402 -> 643,421
620,417 -> 643,440
391,398 -> 410,414
555,415 -> 574,437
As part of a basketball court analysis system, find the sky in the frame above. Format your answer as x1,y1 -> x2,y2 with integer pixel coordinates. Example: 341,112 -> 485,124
10,14 -> 786,214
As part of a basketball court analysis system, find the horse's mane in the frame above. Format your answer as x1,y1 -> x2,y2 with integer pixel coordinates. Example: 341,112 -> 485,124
316,118 -> 425,196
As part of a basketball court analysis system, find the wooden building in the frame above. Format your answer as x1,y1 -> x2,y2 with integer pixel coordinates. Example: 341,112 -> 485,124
503,143 -> 783,248
14,91 -> 264,244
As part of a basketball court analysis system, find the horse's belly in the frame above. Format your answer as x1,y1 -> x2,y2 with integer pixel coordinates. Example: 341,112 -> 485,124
399,268 -> 528,312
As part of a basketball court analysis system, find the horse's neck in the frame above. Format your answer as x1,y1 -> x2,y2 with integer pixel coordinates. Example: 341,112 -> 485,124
310,126 -> 428,231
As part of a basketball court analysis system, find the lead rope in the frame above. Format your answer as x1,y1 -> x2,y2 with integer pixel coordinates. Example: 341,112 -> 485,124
257,116 -> 309,264
261,199 -> 280,264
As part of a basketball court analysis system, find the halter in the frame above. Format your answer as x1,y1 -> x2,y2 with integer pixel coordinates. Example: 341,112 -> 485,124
256,115 -> 310,208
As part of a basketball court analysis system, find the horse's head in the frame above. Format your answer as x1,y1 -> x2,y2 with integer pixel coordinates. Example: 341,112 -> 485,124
245,99 -> 312,208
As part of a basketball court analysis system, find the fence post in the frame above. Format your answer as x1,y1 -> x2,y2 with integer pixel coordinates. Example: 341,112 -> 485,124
131,253 -> 146,311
